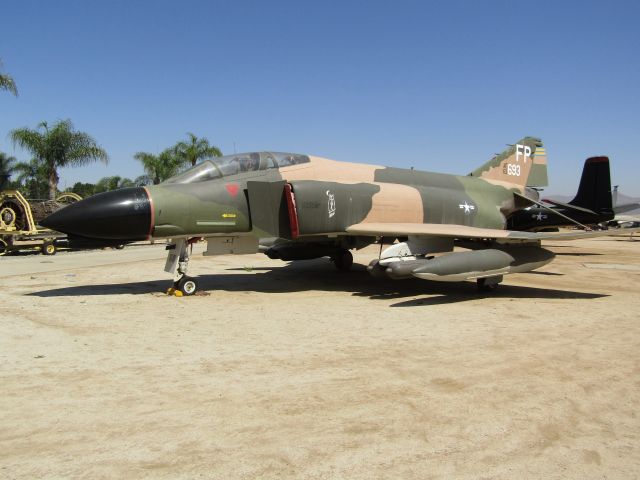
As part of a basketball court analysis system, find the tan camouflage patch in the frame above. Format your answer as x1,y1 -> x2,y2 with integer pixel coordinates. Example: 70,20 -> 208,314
282,156 -> 379,182
362,183 -> 424,224
476,149 -> 535,186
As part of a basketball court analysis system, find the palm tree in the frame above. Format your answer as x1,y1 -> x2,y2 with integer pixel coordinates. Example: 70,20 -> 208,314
0,151 -> 18,189
0,59 -> 18,96
10,119 -> 108,200
12,158 -> 49,198
173,132 -> 222,167
12,158 -> 45,184
134,148 -> 182,185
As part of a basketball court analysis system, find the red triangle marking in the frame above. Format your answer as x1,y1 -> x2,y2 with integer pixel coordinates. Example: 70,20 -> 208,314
225,184 -> 240,197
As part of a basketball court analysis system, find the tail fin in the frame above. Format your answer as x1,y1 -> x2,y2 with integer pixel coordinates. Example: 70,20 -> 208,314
468,137 -> 548,187
569,156 -> 613,214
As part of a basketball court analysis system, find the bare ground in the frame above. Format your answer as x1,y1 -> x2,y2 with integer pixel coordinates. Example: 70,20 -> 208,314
0,237 -> 639,479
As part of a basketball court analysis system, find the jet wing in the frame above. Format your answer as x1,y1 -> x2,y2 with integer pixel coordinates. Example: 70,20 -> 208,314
614,202 -> 640,214
346,222 -> 640,242
614,214 -> 640,223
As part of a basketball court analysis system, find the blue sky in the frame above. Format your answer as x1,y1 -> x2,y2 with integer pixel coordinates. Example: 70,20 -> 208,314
1,0 -> 639,195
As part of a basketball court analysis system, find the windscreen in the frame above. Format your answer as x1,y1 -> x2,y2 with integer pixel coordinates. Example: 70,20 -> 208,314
164,152 -> 310,184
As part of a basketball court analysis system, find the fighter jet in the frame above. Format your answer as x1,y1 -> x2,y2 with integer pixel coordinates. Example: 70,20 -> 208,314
507,156 -> 615,232
41,137 -> 637,295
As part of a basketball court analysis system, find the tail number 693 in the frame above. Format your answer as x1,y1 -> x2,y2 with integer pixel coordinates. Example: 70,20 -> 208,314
503,163 -> 521,176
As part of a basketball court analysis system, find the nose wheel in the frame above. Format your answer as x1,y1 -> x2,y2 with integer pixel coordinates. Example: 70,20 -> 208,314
175,276 -> 198,296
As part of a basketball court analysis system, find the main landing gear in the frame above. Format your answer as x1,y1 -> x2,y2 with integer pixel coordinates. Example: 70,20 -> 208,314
331,249 -> 353,272
166,238 -> 199,296
476,275 -> 502,293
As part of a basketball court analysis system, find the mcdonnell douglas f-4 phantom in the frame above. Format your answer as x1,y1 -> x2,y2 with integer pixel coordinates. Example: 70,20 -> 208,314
42,137 -> 637,295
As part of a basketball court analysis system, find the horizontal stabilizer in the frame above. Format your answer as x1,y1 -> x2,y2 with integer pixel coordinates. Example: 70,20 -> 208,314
542,199 -> 597,215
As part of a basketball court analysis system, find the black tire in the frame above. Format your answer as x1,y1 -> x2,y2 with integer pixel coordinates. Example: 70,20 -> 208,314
332,249 -> 353,271
42,241 -> 57,256
477,278 -> 499,292
0,238 -> 7,256
177,276 -> 197,296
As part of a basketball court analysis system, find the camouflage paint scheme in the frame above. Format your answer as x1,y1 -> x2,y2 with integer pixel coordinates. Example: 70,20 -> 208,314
40,136 -> 640,293
146,137 -> 546,241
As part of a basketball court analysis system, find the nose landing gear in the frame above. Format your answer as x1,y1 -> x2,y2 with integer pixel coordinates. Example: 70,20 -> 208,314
165,238 -> 200,296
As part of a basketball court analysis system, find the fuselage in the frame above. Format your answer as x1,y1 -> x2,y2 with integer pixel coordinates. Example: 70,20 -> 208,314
146,153 -> 529,240
41,152 -> 534,244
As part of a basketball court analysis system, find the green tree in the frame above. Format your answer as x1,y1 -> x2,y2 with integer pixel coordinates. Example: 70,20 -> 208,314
12,158 -> 49,198
0,59 -> 18,96
94,175 -> 135,193
133,175 -> 151,186
134,149 -> 181,184
10,119 -> 108,200
68,182 -> 96,198
174,132 -> 222,167
0,151 -> 18,189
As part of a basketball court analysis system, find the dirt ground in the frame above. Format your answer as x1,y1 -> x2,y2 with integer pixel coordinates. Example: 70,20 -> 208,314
1,236 -> 639,479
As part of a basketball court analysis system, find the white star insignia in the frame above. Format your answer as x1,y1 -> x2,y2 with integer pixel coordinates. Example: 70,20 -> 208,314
459,201 -> 475,214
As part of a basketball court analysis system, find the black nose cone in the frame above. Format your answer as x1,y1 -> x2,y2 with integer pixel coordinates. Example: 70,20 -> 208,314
41,187 -> 152,241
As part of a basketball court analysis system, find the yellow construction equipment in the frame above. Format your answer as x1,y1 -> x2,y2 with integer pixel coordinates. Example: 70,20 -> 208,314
0,190 -> 81,256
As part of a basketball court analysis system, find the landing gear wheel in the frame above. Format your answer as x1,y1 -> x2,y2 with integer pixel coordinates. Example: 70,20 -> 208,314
42,241 -> 57,256
332,249 -> 353,271
477,277 -> 499,292
176,276 -> 197,296
0,238 -> 7,256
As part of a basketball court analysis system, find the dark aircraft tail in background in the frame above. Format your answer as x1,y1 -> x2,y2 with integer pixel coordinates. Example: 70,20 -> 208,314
509,156 -> 615,231
567,156 -> 613,215
543,156 -> 614,217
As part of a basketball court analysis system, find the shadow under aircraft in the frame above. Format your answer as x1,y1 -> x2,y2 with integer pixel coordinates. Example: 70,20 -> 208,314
28,257 -> 608,307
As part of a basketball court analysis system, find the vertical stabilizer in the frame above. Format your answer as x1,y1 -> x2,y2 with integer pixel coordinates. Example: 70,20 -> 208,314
469,137 -> 548,187
569,156 -> 613,214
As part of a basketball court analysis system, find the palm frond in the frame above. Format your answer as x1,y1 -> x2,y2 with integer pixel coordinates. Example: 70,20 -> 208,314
0,152 -> 18,176
0,73 -> 18,96
10,119 -> 108,199
9,127 -> 46,158
173,133 -> 223,167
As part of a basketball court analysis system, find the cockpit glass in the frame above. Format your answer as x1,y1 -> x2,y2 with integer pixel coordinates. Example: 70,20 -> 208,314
164,160 -> 221,184
271,152 -> 310,167
163,152 -> 310,183
164,152 -> 310,184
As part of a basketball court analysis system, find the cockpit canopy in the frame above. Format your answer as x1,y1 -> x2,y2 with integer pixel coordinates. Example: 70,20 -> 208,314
165,152 -> 310,184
